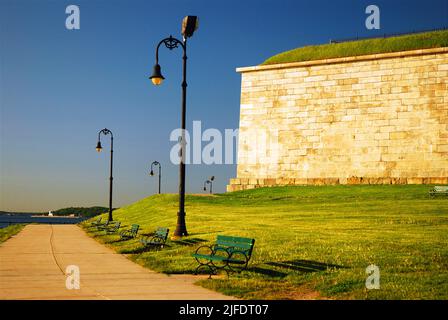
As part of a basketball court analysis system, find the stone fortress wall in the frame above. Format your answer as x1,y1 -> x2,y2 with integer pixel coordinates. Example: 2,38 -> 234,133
227,47 -> 448,191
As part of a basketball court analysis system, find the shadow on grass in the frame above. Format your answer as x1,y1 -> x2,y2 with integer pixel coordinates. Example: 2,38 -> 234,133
89,233 -> 107,238
246,266 -> 288,278
105,237 -> 133,244
266,259 -> 347,272
139,233 -> 155,237
120,244 -> 172,254
184,231 -> 225,237
173,238 -> 208,246
103,233 -> 136,244
244,259 -> 347,278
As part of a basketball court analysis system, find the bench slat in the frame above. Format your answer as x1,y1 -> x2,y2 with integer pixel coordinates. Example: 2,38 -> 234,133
215,244 -> 250,251
216,239 -> 253,246
192,253 -> 228,261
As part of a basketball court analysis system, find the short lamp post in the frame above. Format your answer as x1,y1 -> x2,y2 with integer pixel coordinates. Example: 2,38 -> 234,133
203,176 -> 215,194
149,16 -> 199,238
96,128 -> 114,221
149,161 -> 162,194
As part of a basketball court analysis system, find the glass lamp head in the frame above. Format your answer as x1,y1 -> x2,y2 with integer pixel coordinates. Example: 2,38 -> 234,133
149,64 -> 165,85
96,141 -> 102,153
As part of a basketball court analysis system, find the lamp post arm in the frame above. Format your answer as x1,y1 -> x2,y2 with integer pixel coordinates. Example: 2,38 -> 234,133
99,128 -> 113,139
155,36 -> 186,63
151,160 -> 160,172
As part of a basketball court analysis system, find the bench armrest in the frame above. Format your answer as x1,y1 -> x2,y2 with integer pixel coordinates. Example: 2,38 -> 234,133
194,245 -> 214,256
228,249 -> 250,261
141,235 -> 165,246
151,235 -> 165,243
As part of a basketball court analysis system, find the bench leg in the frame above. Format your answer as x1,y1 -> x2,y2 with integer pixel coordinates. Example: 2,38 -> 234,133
210,261 -> 230,279
195,264 -> 216,279
227,253 -> 250,274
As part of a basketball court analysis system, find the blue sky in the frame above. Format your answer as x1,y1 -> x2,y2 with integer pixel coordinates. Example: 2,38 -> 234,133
1,0 -> 447,211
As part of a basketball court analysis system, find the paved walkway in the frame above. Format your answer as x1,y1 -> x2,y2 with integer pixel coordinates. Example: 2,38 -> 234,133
0,225 -> 235,300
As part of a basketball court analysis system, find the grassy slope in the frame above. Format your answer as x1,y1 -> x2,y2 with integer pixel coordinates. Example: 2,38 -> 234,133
82,185 -> 448,300
261,30 -> 448,65
0,224 -> 25,243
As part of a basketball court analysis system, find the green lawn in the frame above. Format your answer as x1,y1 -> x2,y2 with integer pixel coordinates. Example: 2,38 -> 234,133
81,185 -> 448,300
0,224 -> 25,243
261,30 -> 448,65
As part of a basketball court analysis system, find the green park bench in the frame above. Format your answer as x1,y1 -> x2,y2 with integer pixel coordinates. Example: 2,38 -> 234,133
429,186 -> 448,197
140,227 -> 169,249
104,221 -> 121,234
120,224 -> 140,240
192,235 -> 255,277
90,217 -> 102,227
97,220 -> 111,231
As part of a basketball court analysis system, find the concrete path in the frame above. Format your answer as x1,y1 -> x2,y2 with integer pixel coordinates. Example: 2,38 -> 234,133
0,225 -> 235,300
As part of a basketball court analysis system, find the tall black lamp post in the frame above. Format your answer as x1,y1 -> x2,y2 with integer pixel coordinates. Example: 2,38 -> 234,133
203,176 -> 215,194
96,128 -> 114,221
149,16 -> 199,238
149,161 -> 162,194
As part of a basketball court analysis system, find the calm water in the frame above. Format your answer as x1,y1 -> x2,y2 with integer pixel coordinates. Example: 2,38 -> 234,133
0,215 -> 86,228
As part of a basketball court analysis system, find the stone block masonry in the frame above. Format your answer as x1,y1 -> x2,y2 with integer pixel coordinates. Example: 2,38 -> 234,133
227,48 -> 448,191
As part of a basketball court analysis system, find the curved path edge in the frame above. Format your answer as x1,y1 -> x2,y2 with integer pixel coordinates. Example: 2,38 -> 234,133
0,224 -> 235,300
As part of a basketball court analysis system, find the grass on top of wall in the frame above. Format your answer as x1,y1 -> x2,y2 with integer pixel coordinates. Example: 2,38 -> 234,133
82,185 -> 448,300
261,30 -> 448,65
